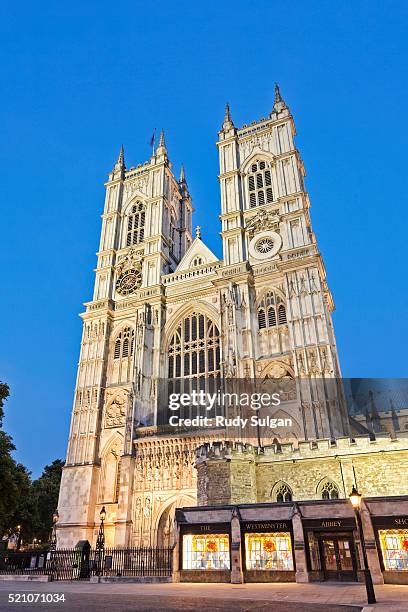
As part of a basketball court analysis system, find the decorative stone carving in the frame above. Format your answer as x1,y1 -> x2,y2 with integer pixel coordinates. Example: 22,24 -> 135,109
116,248 -> 143,276
246,208 -> 281,239
124,174 -> 149,199
104,388 -> 130,428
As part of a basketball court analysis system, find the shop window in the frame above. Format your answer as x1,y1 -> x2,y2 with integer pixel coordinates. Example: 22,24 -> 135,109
379,529 -> 408,571
245,532 -> 294,571
182,533 -> 230,570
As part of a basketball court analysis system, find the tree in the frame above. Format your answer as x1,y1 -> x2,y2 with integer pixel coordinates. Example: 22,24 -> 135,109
28,460 -> 64,544
0,382 -> 64,547
0,383 -> 31,540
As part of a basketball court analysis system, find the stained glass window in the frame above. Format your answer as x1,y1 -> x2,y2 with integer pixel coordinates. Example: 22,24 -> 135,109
245,532 -> 294,571
379,529 -> 408,571
182,533 -> 230,570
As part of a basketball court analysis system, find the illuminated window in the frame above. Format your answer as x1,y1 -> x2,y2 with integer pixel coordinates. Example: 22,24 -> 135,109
245,532 -> 294,571
182,533 -> 230,570
379,529 -> 408,571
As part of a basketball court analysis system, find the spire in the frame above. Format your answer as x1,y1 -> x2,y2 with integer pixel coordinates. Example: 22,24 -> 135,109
221,102 -> 235,132
179,164 -> 186,183
156,128 -> 167,156
112,144 -> 126,177
272,83 -> 288,114
159,129 -> 165,147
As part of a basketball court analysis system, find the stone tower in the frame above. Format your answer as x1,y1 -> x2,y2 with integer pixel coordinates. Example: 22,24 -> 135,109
57,89 -> 349,548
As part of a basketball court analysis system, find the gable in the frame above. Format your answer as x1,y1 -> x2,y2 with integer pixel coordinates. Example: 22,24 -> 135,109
176,237 -> 219,272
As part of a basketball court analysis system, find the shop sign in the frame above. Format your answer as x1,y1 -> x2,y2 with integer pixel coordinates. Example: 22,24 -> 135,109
372,516 -> 408,528
242,521 -> 291,532
180,522 -> 231,535
302,518 -> 355,529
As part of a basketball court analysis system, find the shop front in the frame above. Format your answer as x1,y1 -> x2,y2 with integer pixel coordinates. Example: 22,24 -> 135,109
303,517 -> 358,582
179,522 -> 232,582
372,515 -> 408,584
241,520 -> 295,582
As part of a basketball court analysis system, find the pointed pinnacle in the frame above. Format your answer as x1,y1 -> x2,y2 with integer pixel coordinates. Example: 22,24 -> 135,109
222,102 -> 234,131
159,129 -> 165,147
114,144 -> 125,171
272,82 -> 288,114
179,164 -> 186,183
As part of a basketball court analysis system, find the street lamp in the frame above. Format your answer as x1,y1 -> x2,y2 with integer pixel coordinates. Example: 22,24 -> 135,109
349,485 -> 376,605
16,525 -> 21,551
95,506 -> 106,577
50,509 -> 59,551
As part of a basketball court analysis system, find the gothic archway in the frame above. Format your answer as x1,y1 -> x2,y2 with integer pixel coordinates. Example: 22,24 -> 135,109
155,495 -> 195,546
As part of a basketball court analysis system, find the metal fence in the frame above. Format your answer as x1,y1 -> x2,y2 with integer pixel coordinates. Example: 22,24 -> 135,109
0,546 -> 173,581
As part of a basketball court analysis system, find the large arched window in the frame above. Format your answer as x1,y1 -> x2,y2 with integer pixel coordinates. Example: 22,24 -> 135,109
247,159 -> 273,208
114,327 -> 135,360
168,312 -> 220,379
126,202 -> 145,246
257,291 -> 287,331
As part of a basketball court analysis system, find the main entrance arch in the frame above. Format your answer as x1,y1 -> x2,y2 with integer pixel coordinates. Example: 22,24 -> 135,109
156,495 -> 195,546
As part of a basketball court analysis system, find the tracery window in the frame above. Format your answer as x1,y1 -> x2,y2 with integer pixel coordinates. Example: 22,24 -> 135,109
247,159 -> 273,208
258,291 -> 287,330
168,312 -> 220,379
275,483 -> 293,503
126,202 -> 145,246
320,480 -> 340,500
113,327 -> 135,360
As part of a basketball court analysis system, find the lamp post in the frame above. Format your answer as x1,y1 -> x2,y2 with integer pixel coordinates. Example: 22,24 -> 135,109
95,507 -> 106,577
349,485 -> 376,605
50,509 -> 59,552
16,525 -> 21,551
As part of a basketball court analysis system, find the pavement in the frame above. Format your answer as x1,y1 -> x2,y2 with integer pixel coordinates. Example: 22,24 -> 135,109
0,580 -> 407,612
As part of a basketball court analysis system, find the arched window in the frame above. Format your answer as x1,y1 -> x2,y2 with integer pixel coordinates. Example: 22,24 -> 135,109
257,291 -> 287,331
191,256 -> 205,267
113,327 -> 135,360
168,312 -> 220,379
126,202 -> 145,246
247,159 -> 273,208
275,482 -> 293,503
320,480 -> 340,500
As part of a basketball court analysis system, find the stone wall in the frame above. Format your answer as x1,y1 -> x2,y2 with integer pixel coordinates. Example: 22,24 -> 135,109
194,432 -> 408,506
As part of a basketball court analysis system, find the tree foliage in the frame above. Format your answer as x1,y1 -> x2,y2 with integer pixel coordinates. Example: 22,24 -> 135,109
0,382 -> 63,547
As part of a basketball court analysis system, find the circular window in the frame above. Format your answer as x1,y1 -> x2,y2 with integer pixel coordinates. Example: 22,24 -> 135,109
249,231 -> 282,260
256,237 -> 274,254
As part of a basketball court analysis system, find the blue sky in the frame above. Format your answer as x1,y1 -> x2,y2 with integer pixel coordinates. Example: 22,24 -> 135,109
1,1 -> 407,476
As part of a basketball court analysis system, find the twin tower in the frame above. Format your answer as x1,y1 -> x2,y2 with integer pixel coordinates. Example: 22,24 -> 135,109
57,87 -> 348,548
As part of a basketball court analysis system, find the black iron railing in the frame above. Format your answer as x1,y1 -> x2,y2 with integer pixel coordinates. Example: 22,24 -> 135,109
0,546 -> 173,580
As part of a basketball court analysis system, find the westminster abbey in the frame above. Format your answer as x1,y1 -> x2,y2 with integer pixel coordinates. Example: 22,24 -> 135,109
57,87 -> 350,547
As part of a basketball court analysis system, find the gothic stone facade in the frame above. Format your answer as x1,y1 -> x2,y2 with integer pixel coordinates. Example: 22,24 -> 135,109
57,88 -> 348,547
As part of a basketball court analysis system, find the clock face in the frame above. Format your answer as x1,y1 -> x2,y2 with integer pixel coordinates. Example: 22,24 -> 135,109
116,268 -> 142,296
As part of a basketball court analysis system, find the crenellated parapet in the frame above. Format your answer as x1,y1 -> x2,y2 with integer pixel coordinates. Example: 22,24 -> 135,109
194,433 -> 408,507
